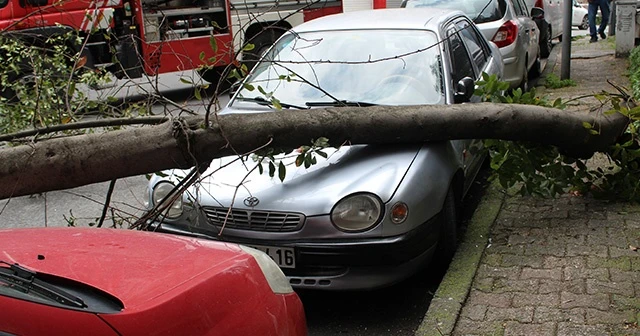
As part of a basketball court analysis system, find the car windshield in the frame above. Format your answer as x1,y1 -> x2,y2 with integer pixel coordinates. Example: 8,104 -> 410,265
403,0 -> 507,24
230,29 -> 444,110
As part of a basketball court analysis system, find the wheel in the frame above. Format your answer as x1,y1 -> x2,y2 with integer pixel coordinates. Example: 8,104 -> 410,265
518,57 -> 530,92
242,29 -> 284,71
539,23 -> 552,58
435,185 -> 459,263
528,54 -> 541,80
579,15 -> 588,30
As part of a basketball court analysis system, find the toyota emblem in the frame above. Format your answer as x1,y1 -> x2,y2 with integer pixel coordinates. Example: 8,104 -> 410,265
243,196 -> 260,207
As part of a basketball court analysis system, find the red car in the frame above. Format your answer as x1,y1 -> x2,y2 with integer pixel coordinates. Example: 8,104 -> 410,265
0,228 -> 306,336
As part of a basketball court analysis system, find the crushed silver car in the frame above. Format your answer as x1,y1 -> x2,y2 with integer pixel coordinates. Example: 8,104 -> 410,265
147,8 -> 503,290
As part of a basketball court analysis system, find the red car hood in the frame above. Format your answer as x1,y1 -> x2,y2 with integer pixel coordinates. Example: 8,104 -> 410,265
0,227 -> 247,308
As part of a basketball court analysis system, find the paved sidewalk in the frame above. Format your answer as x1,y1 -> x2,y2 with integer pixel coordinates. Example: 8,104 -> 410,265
416,36 -> 640,335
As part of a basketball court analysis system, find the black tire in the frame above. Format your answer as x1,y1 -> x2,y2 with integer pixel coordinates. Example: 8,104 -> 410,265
579,15 -> 588,30
528,54 -> 541,80
519,58 -> 530,92
539,23 -> 552,58
242,29 -> 284,71
435,185 -> 459,263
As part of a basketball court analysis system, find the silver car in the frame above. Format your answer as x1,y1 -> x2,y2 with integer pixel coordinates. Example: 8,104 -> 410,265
403,0 -> 541,90
147,8 -> 503,290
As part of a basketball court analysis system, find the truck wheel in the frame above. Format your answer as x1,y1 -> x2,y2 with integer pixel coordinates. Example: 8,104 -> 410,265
242,29 -> 283,71
540,23 -> 552,58
197,65 -> 237,93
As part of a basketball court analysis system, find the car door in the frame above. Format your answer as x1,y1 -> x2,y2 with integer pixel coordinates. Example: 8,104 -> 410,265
512,0 -> 538,70
446,20 -> 487,189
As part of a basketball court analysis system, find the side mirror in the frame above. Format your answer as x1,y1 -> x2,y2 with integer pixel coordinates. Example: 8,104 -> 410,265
454,77 -> 475,103
530,7 -> 544,20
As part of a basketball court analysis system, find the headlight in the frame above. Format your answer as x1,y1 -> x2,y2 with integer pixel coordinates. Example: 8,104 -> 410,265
239,245 -> 294,294
151,182 -> 183,219
331,193 -> 383,232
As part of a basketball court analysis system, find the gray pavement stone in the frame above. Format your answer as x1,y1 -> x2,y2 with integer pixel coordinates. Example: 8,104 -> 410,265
503,321 -> 555,336
428,37 -> 640,336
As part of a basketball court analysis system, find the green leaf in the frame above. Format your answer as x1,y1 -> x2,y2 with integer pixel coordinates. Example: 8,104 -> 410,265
243,43 -> 255,51
268,161 -> 275,177
582,122 -> 592,129
258,162 -> 264,174
271,97 -> 282,110
199,51 -> 206,62
180,77 -> 193,85
209,35 -> 218,53
194,87 -> 202,100
243,83 -> 255,91
278,161 -> 286,182
316,150 -> 328,158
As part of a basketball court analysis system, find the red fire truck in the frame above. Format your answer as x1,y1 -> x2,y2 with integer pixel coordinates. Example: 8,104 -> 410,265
0,0 -> 384,84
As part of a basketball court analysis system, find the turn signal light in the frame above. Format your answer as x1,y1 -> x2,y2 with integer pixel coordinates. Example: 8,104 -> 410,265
391,202 -> 408,224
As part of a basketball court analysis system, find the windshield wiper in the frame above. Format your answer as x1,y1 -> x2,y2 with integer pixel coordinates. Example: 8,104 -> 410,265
235,96 -> 308,109
0,261 -> 87,309
305,100 -> 378,107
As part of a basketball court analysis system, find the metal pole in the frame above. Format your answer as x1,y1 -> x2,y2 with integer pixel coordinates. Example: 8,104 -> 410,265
609,0 -> 616,36
561,0 -> 573,79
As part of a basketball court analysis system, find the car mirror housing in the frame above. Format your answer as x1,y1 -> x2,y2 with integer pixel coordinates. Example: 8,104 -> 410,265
530,7 -> 544,20
454,77 -> 475,103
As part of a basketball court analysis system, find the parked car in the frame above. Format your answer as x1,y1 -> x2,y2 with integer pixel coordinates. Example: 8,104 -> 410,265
524,0 -> 564,57
146,8 -> 503,291
572,0 -> 589,30
402,0 -> 540,90
0,228 -> 306,336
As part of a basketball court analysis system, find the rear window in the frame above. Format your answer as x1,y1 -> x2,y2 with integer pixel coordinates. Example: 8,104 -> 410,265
0,0 -> 7,7
402,0 -> 507,24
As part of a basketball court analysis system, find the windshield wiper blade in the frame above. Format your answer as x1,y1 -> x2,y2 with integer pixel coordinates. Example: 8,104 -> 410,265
235,96 -> 308,109
305,100 -> 378,107
0,261 -> 87,309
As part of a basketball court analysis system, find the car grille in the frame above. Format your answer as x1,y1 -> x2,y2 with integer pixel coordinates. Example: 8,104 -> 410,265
202,207 -> 304,232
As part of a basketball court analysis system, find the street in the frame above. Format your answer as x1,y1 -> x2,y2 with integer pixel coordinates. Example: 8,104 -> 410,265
0,30 -> 577,333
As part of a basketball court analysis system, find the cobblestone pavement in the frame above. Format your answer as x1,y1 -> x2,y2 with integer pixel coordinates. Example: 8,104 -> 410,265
451,37 -> 640,335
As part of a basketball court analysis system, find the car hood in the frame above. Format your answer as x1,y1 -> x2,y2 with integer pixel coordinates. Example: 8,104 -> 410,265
0,228 -> 248,309
185,143 -> 422,215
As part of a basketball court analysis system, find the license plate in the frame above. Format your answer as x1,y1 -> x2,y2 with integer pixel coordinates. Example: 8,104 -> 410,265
248,244 -> 296,269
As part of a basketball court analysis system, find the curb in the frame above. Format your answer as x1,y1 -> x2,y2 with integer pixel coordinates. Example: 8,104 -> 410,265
414,183 -> 505,336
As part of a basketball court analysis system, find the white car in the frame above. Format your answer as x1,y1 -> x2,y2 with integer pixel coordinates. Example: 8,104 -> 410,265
403,0 -> 540,91
572,0 -> 589,29
525,0 -> 564,58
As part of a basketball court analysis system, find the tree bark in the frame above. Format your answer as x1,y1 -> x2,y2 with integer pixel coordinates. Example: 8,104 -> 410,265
0,103 -> 629,200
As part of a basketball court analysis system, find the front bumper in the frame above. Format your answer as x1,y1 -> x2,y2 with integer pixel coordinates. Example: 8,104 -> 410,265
148,214 -> 442,290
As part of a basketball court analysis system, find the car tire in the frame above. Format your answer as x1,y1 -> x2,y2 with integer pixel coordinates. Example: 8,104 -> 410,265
435,185 -> 459,263
528,55 -> 541,80
579,15 -> 588,30
242,29 -> 284,72
539,23 -> 552,58
518,58 -> 530,92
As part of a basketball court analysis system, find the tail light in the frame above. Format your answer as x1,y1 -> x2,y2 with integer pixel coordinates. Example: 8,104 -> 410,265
534,0 -> 543,7
492,20 -> 518,48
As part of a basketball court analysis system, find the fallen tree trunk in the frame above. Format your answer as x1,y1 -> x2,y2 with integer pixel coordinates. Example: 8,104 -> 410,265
0,103 -> 629,200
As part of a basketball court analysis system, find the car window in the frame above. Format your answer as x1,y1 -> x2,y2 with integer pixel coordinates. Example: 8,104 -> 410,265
511,0 -> 525,16
455,19 -> 488,73
518,0 -> 530,14
232,29 -> 445,108
403,0 -> 507,24
446,27 -> 475,83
